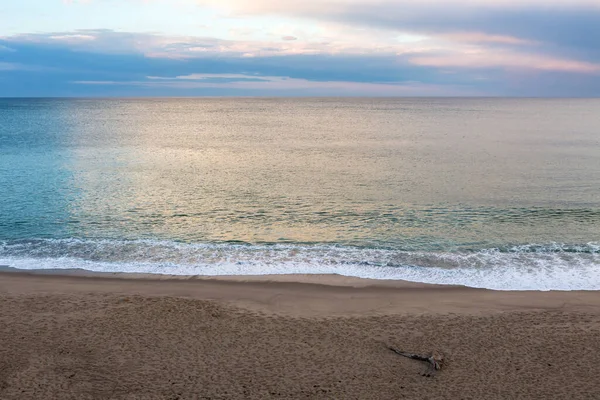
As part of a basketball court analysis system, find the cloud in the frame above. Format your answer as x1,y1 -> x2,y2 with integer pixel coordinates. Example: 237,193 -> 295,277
439,32 -> 535,45
0,62 -> 20,71
48,34 -> 96,42
150,73 -> 270,79
2,27 -> 600,97
30,0 -> 600,81
50,0 -> 600,59
0,62 -> 42,71
5,29 -> 598,76
195,0 -> 600,55
4,29 -> 400,58
74,74 -> 475,96
410,50 -> 600,74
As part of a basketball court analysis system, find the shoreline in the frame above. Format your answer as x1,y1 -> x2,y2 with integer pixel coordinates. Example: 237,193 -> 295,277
0,265 -> 460,287
1,268 -> 599,317
4,264 -> 600,291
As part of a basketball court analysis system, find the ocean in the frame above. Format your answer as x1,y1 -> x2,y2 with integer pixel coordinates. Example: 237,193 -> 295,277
1,98 -> 599,290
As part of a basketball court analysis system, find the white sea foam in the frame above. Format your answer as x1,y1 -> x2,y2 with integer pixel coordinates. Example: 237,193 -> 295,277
1,239 -> 599,291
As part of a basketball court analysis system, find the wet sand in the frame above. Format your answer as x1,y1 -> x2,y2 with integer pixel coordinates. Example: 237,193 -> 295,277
1,270 -> 599,399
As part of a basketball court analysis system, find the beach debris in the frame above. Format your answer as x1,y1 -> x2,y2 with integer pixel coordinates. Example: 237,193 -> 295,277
388,346 -> 444,377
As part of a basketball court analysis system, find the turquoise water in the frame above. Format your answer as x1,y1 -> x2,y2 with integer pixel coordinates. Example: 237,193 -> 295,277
1,98 -> 599,290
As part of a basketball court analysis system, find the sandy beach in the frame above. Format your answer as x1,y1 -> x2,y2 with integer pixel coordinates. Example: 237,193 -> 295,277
1,271 -> 599,399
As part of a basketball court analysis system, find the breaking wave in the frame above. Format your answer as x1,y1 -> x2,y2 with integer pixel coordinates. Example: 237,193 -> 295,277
1,239 -> 599,291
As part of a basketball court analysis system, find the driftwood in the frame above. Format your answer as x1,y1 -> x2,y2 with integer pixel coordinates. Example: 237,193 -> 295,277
388,346 -> 444,377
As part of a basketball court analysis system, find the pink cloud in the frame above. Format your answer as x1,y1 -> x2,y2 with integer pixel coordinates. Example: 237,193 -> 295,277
439,32 -> 535,45
411,51 -> 600,74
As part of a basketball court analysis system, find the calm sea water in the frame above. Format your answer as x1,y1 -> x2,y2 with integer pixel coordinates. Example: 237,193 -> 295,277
1,98 -> 599,290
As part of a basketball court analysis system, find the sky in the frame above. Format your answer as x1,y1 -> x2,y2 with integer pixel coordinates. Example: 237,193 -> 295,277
1,0 -> 599,96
